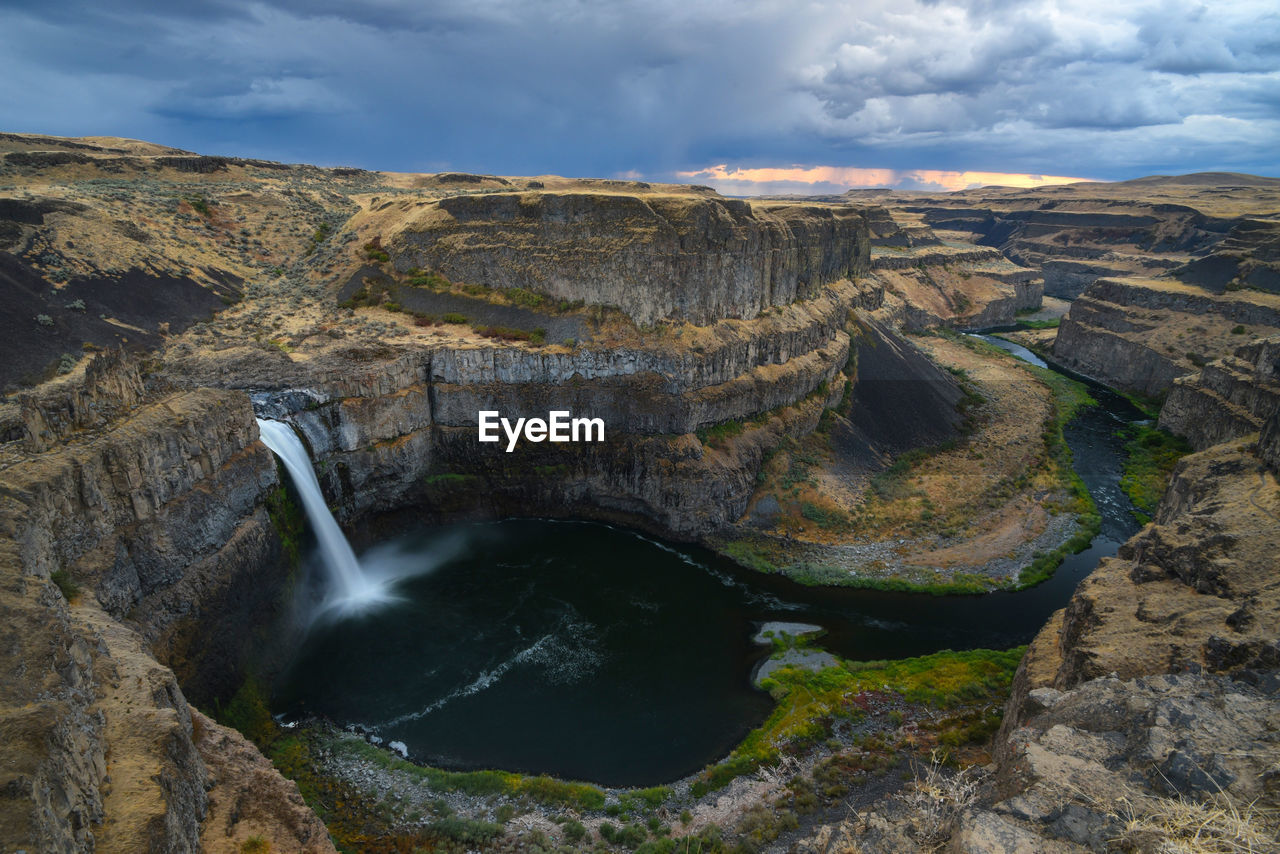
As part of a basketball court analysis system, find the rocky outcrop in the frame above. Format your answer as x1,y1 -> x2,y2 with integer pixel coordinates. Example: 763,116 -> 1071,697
965,435 -> 1280,850
364,192 -> 870,325
193,710 -> 335,853
221,278 -> 874,530
856,210 -> 1043,329
814,382 -> 1280,852
0,366 -> 333,851
1174,218 -> 1280,294
17,348 -> 147,452
1052,277 -> 1280,397
1159,336 -> 1280,449
1040,255 -> 1181,299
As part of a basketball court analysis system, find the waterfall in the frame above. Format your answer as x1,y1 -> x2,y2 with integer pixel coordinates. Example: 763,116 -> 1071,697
256,418 -> 392,612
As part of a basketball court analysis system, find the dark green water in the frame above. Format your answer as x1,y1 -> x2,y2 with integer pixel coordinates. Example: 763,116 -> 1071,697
272,344 -> 1144,786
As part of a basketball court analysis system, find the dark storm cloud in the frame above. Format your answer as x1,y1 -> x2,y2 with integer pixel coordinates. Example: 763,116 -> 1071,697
0,0 -> 1276,183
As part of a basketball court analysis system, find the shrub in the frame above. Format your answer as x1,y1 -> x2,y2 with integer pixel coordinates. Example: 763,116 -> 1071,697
441,313 -> 468,324
35,314 -> 53,326
563,819 -> 587,843
50,570 -> 79,602
473,325 -> 546,344
696,419 -> 745,447
427,816 -> 503,844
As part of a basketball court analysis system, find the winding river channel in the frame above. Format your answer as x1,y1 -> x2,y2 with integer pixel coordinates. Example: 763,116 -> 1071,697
270,335 -> 1146,786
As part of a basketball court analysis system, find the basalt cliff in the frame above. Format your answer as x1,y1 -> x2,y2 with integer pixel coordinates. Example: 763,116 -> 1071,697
2,134 -> 1279,853
0,134 -> 957,851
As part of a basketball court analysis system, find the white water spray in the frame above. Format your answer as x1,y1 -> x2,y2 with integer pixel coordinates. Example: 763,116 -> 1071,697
256,418 -> 395,614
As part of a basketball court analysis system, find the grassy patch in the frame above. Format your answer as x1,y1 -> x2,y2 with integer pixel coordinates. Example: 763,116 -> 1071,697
1120,425 -> 1192,524
337,739 -> 606,811
691,647 -> 1024,797
50,569 -> 80,602
719,540 -> 779,573
1016,317 -> 1060,330
696,419 -> 745,447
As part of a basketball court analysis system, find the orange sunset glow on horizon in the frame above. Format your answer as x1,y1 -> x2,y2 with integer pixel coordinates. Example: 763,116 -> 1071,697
677,164 -> 1099,192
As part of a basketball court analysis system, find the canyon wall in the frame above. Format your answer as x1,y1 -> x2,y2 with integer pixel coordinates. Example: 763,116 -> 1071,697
361,193 -> 870,325
261,281 -> 872,535
842,406 -> 1280,853
1052,277 -> 1280,397
1159,336 -> 1280,449
0,351 -> 333,853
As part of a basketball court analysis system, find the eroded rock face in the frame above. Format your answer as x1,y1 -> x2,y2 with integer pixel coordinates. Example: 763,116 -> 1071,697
0,360 -> 319,852
372,192 -> 870,325
1052,277 -> 1280,397
963,436 -> 1280,850
1160,336 -> 1280,449
1174,219 -> 1280,294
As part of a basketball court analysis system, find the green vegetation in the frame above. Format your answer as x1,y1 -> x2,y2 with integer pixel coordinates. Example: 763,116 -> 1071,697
691,647 -> 1024,797
1016,317 -> 1060,329
405,268 -> 450,290
336,739 -> 605,811
264,478 -> 304,569
362,239 -> 390,263
1009,360 -> 1101,589
1016,514 -> 1101,588
635,785 -> 673,808
1231,324 -> 1247,334
425,816 -> 503,844
505,287 -> 545,309
441,312 -> 468,324
719,540 -> 779,573
212,675 -> 611,851
695,419 -> 745,447
473,325 -> 547,344
563,819 -> 587,843
1121,425 -> 1192,523
50,569 -> 80,602
182,194 -> 212,217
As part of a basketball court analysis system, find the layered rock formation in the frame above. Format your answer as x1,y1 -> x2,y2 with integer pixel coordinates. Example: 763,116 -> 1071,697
842,175 -> 1280,306
1174,218 -> 1280,294
354,192 -> 870,325
0,351 -> 333,853
1160,336 -> 1280,449
198,277 -> 869,537
1052,277 -> 1280,397
7,134 -> 1280,853
820,412 -> 1280,852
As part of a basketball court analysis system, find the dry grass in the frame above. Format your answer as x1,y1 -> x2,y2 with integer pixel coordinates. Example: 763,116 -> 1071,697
1108,788 -> 1279,853
894,750 -> 984,850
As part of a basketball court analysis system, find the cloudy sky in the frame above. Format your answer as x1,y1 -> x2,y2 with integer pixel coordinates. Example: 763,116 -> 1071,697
2,0 -> 1277,192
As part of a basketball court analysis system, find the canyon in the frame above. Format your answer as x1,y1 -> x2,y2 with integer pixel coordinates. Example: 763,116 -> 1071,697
1,133 -> 1278,852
